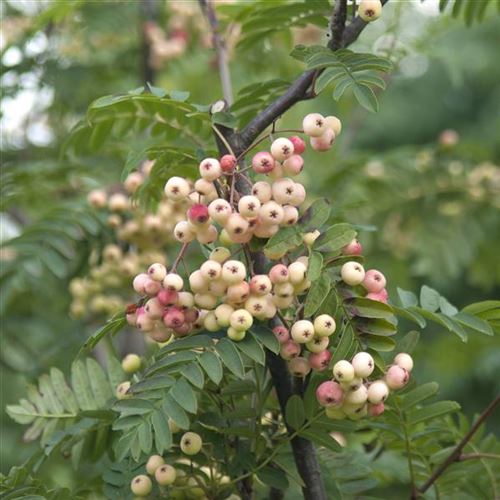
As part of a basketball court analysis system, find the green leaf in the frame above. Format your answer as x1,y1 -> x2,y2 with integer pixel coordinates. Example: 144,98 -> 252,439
453,312 -> 493,336
285,395 -> 305,430
363,335 -> 396,352
307,252 -> 323,282
314,223 -> 356,253
331,325 -> 356,365
215,338 -> 245,378
163,394 -> 190,429
38,374 -> 64,415
352,84 -> 378,112
138,420 -> 153,454
344,297 -> 395,319
86,358 -> 112,408
462,300 -> 500,315
151,410 -> 172,455
357,318 -> 397,336
157,334 -> 213,356
81,316 -> 126,353
402,382 -> 439,410
420,285 -> 441,312
199,351 -> 223,385
236,335 -> 265,365
212,111 -> 238,128
146,351 -> 198,376
299,198 -> 331,231
49,368 -> 79,414
113,399 -> 154,416
250,326 -> 280,354
222,379 -> 256,396
169,379 -> 198,414
396,331 -> 420,354
265,226 -> 302,254
298,429 -> 341,452
71,360 -> 97,411
257,466 -> 289,490
129,375 -> 175,394
392,306 -> 426,329
180,363 -> 205,389
397,288 -> 418,308
316,289 -> 339,317
337,477 -> 378,495
408,401 -> 461,425
439,296 -> 458,316
304,274 -> 331,317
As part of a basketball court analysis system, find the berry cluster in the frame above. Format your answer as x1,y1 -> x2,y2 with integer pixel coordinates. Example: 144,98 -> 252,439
316,351 -> 413,420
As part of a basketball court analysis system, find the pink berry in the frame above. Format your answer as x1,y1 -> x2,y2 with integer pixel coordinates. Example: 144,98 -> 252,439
282,155 -> 304,176
316,381 -> 344,407
269,264 -> 289,284
341,239 -> 362,256
366,288 -> 389,303
163,307 -> 185,329
310,128 -> 335,151
133,273 -> 149,294
252,152 -> 275,174
144,278 -> 161,296
363,269 -> 387,293
289,135 -> 306,155
250,275 -> 272,296
368,402 -> 385,417
187,204 -> 209,225
157,288 -> 179,306
280,340 -> 301,360
385,365 -> 410,390
308,350 -> 332,371
220,154 -> 237,173
272,325 -> 290,344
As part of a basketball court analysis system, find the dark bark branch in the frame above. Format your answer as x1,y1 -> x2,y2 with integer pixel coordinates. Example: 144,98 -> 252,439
417,394 -> 500,495
139,0 -> 156,85
199,0 -> 234,105
329,0 -> 348,50
238,0 -> 390,152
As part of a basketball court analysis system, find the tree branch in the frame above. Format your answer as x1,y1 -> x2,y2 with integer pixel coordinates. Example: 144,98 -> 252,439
139,0 -> 156,85
417,394 -> 500,496
199,0 -> 234,105
329,0 -> 348,50
238,0 -> 390,152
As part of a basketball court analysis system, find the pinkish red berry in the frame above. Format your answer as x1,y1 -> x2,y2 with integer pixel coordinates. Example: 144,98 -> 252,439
157,288 -> 179,306
308,350 -> 332,371
289,135 -> 306,155
342,239 -> 362,256
220,154 -> 237,173
368,402 -> 385,417
385,365 -> 410,390
187,203 -> 209,225
366,289 -> 388,303
163,306 -> 185,329
252,151 -> 275,174
272,325 -> 290,344
280,340 -> 301,360
316,380 -> 344,407
363,269 -> 387,293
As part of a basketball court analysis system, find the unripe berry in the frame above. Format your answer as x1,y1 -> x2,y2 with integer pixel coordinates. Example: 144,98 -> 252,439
282,205 -> 299,225
302,113 -> 326,137
210,247 -> 231,263
194,178 -> 218,200
180,432 -> 202,455
273,294 -> 294,310
148,325 -> 173,343
122,354 -> 141,374
124,171 -> 143,193
222,260 -> 246,284
249,274 -> 272,296
155,464 -> 176,486
303,230 -> 320,247
227,326 -> 246,341
227,281 -> 250,303
306,336 -> 329,353
341,376 -> 363,392
215,304 -> 234,327
282,154 -> 304,176
144,278 -> 161,296
108,193 -> 129,212
184,308 -> 199,324
253,222 -> 279,239
358,0 -> 382,22
203,311 -> 219,332
363,269 -> 387,293
199,158 -> 222,181
116,381 -> 131,400
168,418 -> 181,433
165,176 -> 190,200
316,380 -> 344,407
194,292 -> 217,310
343,403 -> 368,420
225,213 -> 250,237
289,135 -> 306,155
385,365 -> 410,390
341,261 -> 366,286
163,273 -> 184,291
238,195 -> 261,218
342,238 -> 362,255
189,270 -> 208,293
230,309 -> 253,331
163,307 -> 185,329
280,340 -> 301,360
220,154 -> 237,173
367,380 -> 389,404
308,350 -> 332,371
87,189 -> 107,208
290,182 -> 306,206
333,360 -> 355,383
288,357 -> 311,377
368,402 -> 385,417
366,288 -> 389,303
269,264 -> 289,284
344,384 -> 368,405
197,224 -> 218,244
130,475 -> 152,497
244,295 -> 267,317
324,115 -> 342,136
148,262 -> 167,282
157,288 -> 179,306
310,128 -> 335,151
146,454 -> 165,475
325,407 -> 346,420
200,260 -> 222,280
208,198 -> 232,224
272,325 -> 290,344
177,291 -> 195,309
260,201 -> 284,225
208,278 -> 227,297
291,320 -> 315,343
252,151 -> 275,174
394,352 -> 414,372
351,352 -> 375,378
136,313 -> 155,332
133,273 -> 149,294
270,137 -> 294,161
252,181 -> 272,203
174,220 -> 196,243
265,299 -> 277,319
313,314 -> 336,337
272,178 -> 296,205
187,204 -> 209,225
273,281 -> 294,299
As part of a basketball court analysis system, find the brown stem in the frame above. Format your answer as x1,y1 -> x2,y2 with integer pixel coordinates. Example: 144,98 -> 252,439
417,394 -> 500,495
170,242 -> 190,273
139,0 -> 156,85
329,0 -> 348,50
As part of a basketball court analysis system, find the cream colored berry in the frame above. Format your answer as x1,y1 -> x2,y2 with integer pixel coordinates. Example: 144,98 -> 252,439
208,198 -> 232,224
367,380 -> 389,404
163,273 -> 184,291
270,137 -> 294,161
341,261 -> 366,286
122,354 -> 141,374
344,384 -> 368,405
259,201 -> 284,225
302,113 -> 326,137
200,260 -> 222,280
291,320 -> 315,343
174,220 -> 196,243
130,475 -> 152,496
189,270 -> 208,293
204,311 -> 219,332
394,352 -> 414,372
282,205 -> 299,225
313,314 -> 336,337
272,178 -> 296,205
146,454 -> 165,475
210,247 -> 231,263
116,381 -> 131,400
325,115 -> 342,136
180,432 -> 202,455
333,360 -> 355,383
306,336 -> 329,353
155,464 -> 176,486
227,327 -> 246,341
199,158 -> 222,181
252,181 -> 273,203
352,352 -> 375,378
222,260 -> 247,284
165,176 -> 190,200
238,195 -> 261,218
215,304 -> 234,327
230,309 -> 253,331
194,292 -> 217,310
288,261 -> 307,284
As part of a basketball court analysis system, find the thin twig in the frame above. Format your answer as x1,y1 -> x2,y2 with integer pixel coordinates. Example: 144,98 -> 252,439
418,394 -> 500,495
170,242 -> 190,273
199,0 -> 233,105
212,124 -> 236,156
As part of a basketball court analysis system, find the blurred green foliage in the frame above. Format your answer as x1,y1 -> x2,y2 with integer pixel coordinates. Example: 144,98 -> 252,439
1,0 -> 499,497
